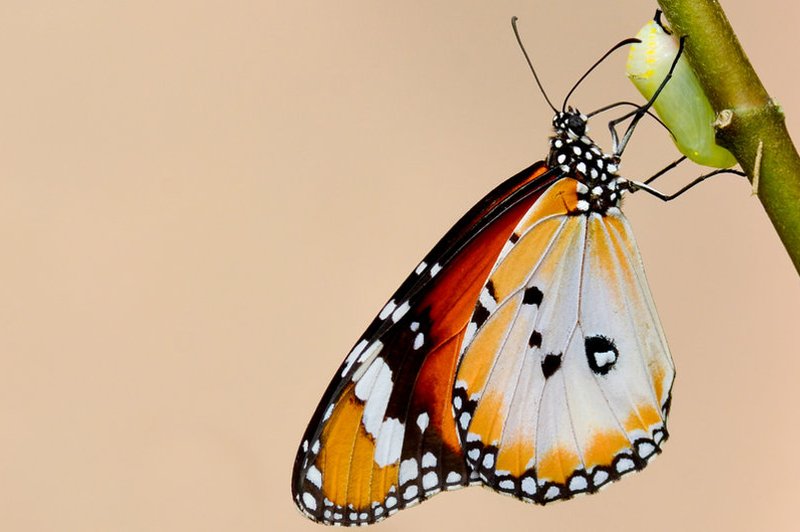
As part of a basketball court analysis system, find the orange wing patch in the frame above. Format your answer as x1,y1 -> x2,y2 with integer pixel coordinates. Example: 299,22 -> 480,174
316,384 -> 399,510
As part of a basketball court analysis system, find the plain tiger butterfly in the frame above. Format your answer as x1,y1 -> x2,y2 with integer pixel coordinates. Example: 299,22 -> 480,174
292,15 -> 723,526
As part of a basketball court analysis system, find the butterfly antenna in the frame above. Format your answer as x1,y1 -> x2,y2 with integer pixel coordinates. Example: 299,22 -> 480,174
512,16 -> 557,113
561,37 -> 641,112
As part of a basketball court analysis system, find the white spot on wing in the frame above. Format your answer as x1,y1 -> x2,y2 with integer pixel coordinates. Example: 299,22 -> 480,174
422,471 -> 438,490
391,301 -> 411,322
413,332 -> 424,350
307,465 -> 322,488
399,458 -> 419,484
522,477 -> 536,495
415,261 -> 427,274
341,339 -> 368,376
374,419 -> 405,467
356,358 -> 393,437
479,288 -> 497,312
403,485 -> 419,501
422,452 -> 437,468
379,299 -> 397,320
416,412 -> 429,433
569,476 -> 588,491
446,471 -> 462,484
430,263 -> 442,276
302,492 -> 317,511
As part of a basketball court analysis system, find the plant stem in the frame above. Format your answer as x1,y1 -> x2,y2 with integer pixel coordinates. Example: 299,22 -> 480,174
658,0 -> 800,274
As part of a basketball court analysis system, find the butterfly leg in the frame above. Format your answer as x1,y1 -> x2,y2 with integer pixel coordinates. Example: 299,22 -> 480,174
626,167 -> 748,202
643,156 -> 687,185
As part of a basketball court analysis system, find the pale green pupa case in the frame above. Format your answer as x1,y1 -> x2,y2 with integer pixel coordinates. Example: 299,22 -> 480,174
626,17 -> 736,168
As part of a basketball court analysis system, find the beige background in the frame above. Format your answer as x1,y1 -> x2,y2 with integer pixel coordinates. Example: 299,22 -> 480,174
1,1 -> 798,531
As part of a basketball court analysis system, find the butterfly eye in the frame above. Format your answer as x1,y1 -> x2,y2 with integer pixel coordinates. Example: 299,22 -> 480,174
626,11 -> 736,168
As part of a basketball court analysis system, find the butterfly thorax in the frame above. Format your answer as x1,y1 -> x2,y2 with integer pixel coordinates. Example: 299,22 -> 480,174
547,108 -> 624,215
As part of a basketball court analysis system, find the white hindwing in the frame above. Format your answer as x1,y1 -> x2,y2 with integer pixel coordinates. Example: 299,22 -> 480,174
453,192 -> 674,503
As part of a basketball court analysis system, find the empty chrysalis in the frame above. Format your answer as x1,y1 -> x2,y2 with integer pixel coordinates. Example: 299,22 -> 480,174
626,11 -> 736,168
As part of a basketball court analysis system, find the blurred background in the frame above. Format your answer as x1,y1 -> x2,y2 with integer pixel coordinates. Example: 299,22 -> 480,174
1,1 -> 798,531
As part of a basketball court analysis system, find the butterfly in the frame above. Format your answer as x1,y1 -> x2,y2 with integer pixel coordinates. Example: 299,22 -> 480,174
292,17 -> 692,526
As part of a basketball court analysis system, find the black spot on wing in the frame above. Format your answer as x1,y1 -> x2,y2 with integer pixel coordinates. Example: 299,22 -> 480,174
528,330 -> 542,348
471,303 -> 491,328
541,353 -> 562,378
522,286 -> 543,306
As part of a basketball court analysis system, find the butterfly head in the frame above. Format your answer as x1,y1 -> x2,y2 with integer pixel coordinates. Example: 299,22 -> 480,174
548,108 -> 624,214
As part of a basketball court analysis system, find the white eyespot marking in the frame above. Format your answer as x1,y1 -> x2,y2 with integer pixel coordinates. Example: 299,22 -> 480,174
522,477 -> 536,495
307,465 -> 322,488
374,419 -> 405,467
413,332 -> 425,350
607,162 -> 618,172
302,492 -> 317,511
385,496 -> 397,509
593,469 -> 609,486
374,506 -> 384,517
341,339 -> 369,376
323,403 -> 334,422
422,452 -> 437,468
608,180 -> 617,191
430,263 -> 442,277
302,440 -> 309,453
415,261 -> 427,274
349,512 -> 357,521
416,412 -> 429,433
557,154 -> 567,164
585,151 -> 593,160
576,200 -> 590,212
597,159 -> 604,169
654,430 -> 665,444
324,509 -> 332,519
482,454 -> 494,468
399,458 -> 419,484
616,457 -> 635,473
410,321 -> 420,332
465,432 -> 480,443
554,139 -> 563,148
422,471 -> 438,490
573,146 -> 582,155
467,448 -> 480,461
569,476 -> 588,491
576,182 -> 589,194
311,439 -> 320,454
333,512 -> 342,520
446,471 -> 462,484
591,186 -> 603,196
403,485 -> 419,501
577,162 -> 587,174
593,349 -> 618,368
379,299 -> 397,320
391,301 -> 411,322
590,168 -> 598,179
